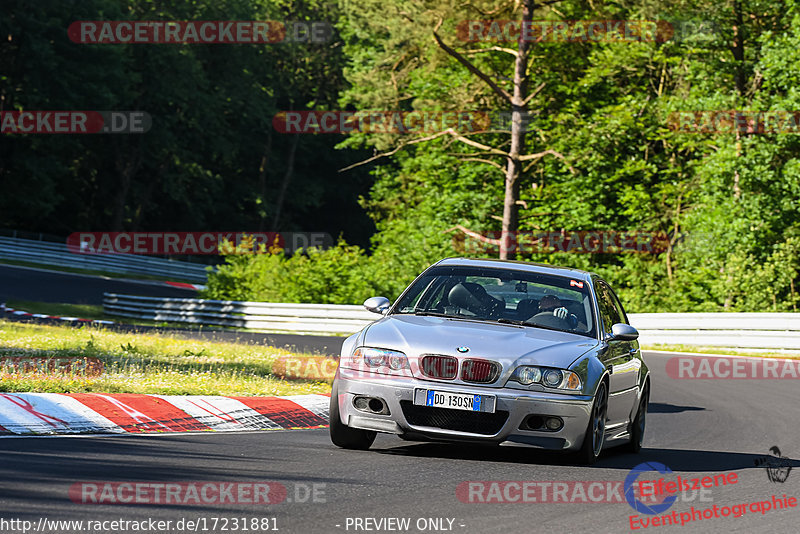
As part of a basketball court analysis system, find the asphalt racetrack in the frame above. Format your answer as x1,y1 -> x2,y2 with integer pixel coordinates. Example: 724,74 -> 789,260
1,352 -> 798,534
0,264 -> 199,304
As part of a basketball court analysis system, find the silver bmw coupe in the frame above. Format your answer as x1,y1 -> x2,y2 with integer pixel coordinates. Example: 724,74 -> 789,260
329,258 -> 649,464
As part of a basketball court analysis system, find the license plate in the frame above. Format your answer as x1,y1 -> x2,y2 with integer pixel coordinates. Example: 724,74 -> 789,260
421,390 -> 493,412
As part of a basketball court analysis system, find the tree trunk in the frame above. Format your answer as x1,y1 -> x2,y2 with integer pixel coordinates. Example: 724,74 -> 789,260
111,141 -> 141,231
732,0 -> 744,201
271,134 -> 300,230
500,0 -> 533,259
257,132 -> 273,232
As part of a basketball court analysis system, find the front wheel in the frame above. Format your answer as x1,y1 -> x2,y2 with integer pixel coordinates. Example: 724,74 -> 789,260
329,380 -> 376,450
625,385 -> 648,453
577,380 -> 608,465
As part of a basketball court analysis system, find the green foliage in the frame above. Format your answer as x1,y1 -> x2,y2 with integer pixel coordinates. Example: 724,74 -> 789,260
5,0 -> 800,312
203,241 -> 374,303
0,0 -> 374,246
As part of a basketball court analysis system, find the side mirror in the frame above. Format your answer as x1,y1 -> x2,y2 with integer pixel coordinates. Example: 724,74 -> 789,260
364,296 -> 391,315
608,323 -> 639,341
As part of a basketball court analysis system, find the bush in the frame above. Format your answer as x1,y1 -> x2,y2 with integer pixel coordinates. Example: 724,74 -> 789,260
202,240 -> 377,304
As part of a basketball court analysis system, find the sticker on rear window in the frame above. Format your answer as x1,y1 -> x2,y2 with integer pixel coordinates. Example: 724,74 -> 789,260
570,280 -> 584,288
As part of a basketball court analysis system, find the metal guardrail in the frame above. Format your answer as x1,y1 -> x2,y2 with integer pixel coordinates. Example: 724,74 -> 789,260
628,313 -> 800,350
102,293 -> 800,348
0,236 -> 210,283
103,293 -> 375,334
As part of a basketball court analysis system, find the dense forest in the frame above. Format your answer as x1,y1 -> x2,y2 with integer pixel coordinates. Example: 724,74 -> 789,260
2,0 -> 800,312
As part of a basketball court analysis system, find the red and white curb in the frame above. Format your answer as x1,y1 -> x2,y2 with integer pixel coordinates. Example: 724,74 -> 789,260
1,303 -> 115,325
164,281 -> 206,291
0,393 -> 329,436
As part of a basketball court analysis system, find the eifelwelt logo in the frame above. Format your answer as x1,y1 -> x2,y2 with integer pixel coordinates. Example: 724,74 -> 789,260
625,463 -> 678,515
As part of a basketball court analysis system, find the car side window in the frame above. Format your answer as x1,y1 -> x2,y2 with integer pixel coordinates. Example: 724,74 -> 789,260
595,282 -> 621,334
607,286 -> 629,325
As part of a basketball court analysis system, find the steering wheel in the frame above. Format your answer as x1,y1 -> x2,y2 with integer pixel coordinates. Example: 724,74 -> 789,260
529,311 -> 573,330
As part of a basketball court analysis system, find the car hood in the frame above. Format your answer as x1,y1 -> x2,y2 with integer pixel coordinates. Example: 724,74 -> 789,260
363,314 -> 599,369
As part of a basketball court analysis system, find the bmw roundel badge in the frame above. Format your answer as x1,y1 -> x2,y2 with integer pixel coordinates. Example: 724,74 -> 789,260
456,346 -> 470,353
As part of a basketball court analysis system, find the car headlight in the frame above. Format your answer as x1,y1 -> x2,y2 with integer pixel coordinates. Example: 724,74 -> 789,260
543,369 -> 562,387
509,365 -> 582,391
513,366 -> 542,385
350,347 -> 409,374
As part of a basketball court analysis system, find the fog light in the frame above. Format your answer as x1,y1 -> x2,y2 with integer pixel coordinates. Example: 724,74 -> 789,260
543,369 -> 563,387
527,416 -> 544,430
545,417 -> 562,430
368,398 -> 384,413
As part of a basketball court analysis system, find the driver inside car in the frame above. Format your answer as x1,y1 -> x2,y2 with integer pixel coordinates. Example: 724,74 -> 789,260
534,294 -> 579,328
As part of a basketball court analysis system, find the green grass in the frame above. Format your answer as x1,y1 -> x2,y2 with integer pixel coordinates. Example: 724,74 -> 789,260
642,343 -> 800,359
0,320 -> 332,396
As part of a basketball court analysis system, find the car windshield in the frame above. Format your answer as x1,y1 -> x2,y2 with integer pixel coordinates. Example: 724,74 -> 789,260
392,265 -> 596,337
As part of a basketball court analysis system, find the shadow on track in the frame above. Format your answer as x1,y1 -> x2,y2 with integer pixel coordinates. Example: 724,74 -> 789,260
373,441 -> 800,473
648,402 -> 705,413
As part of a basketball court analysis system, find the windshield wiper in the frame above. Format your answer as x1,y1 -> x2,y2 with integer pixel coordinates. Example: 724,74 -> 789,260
410,310 -> 488,323
412,310 -> 452,317
495,318 -> 526,327
495,318 -> 566,333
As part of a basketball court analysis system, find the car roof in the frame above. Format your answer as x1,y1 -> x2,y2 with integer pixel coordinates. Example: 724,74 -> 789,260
433,257 -> 595,281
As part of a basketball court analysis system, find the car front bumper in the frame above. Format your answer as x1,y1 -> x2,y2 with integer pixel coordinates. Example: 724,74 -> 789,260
335,368 -> 595,451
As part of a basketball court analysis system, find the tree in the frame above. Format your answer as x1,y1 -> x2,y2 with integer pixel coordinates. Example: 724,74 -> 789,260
339,0 -> 573,258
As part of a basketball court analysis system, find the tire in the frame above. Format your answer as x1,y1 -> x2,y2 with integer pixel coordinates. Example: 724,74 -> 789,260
625,385 -> 649,453
329,379 -> 376,450
577,380 -> 608,465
